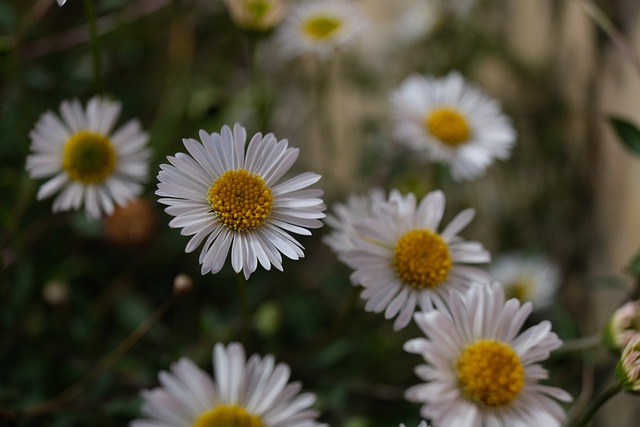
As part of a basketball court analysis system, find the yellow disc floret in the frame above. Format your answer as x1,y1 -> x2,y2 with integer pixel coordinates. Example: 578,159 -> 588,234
303,15 -> 342,40
192,404 -> 263,427
62,130 -> 116,184
425,107 -> 471,146
456,340 -> 525,407
208,169 -> 273,232
393,229 -> 452,289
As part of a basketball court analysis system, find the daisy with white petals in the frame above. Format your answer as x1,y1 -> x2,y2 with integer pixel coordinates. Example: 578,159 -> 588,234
277,0 -> 366,59
131,342 -> 325,427
405,282 -> 573,427
156,123 -> 325,279
343,189 -> 490,330
391,71 -> 516,181
26,97 -> 150,219
323,188 -> 385,262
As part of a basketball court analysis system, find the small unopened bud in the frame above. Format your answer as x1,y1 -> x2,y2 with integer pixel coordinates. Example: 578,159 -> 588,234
42,280 -> 69,306
173,274 -> 193,294
605,300 -> 640,351
616,334 -> 640,393
223,0 -> 286,33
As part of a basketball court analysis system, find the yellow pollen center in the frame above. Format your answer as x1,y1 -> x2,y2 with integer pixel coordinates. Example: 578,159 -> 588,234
62,130 -> 116,184
208,169 -> 273,232
425,107 -> 471,146
393,229 -> 452,289
192,404 -> 263,427
303,15 -> 342,40
505,278 -> 533,302
456,340 -> 525,407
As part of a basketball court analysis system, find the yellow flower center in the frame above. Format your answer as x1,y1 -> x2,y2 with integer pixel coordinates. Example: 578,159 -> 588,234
456,340 -> 525,407
246,0 -> 270,19
425,107 -> 471,146
208,169 -> 273,232
393,229 -> 452,289
192,404 -> 263,427
302,15 -> 342,40
505,278 -> 533,303
62,130 -> 116,184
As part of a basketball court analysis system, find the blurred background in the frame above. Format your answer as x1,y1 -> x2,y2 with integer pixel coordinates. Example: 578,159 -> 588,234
2,0 -> 640,425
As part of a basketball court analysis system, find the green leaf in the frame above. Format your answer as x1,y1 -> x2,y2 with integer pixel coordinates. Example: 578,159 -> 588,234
609,116 -> 640,156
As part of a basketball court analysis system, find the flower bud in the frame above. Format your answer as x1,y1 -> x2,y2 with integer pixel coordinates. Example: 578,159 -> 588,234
616,334 -> 640,393
605,300 -> 640,351
224,0 -> 287,33
173,273 -> 193,294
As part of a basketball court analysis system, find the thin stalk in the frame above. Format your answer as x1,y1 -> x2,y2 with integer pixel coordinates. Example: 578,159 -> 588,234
82,0 -> 103,92
236,274 -> 251,345
556,334 -> 602,354
569,383 -> 622,427
8,294 -> 177,418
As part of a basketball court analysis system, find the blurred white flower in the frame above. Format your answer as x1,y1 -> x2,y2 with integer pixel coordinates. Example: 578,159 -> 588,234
156,123 -> 325,279
342,189 -> 490,330
57,0 -> 68,6
606,300 -> 640,351
277,0 -> 367,59
323,188 -> 386,262
26,97 -> 150,219
617,334 -> 640,393
391,71 -> 516,181
489,252 -> 560,310
131,342 -> 325,427
405,283 -> 573,426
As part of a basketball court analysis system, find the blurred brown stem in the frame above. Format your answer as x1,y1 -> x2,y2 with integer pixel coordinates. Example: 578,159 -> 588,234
1,294 -> 176,419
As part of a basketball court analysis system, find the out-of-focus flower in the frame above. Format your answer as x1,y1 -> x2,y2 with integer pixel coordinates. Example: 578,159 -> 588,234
405,282 -> 573,426
156,123 -> 325,279
173,273 -> 193,294
391,71 -> 516,181
277,0 -> 366,59
605,300 -> 640,351
617,334 -> 640,393
42,280 -> 69,306
323,188 -> 385,262
57,0 -> 68,6
26,97 -> 150,219
342,189 -> 490,330
489,252 -> 560,310
131,342 -> 325,427
224,0 -> 287,32
104,198 -> 157,246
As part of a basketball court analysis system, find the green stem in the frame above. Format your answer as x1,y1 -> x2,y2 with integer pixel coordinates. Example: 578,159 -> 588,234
556,334 -> 602,354
569,383 -> 622,427
311,57 -> 335,180
236,274 -> 251,345
82,0 -> 103,92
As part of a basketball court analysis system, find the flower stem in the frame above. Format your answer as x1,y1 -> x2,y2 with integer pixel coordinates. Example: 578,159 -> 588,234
236,274 -> 251,345
569,383 -> 623,427
556,334 -> 602,354
82,0 -> 103,92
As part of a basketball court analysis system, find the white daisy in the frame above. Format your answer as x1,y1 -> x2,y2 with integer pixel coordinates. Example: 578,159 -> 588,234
323,188 -> 386,263
156,123 -> 325,279
405,282 -> 573,426
277,0 -> 366,59
131,342 -> 325,427
489,252 -> 560,310
390,71 -> 516,181
26,97 -> 150,220
343,189 -> 491,330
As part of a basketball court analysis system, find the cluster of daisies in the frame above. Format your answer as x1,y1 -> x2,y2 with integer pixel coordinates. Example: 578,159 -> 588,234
27,0 -> 640,426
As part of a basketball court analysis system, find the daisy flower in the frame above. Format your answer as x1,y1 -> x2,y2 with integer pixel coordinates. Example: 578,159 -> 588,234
131,342 -> 325,427
277,0 -> 366,59
343,189 -> 491,330
26,97 -> 150,220
489,252 -> 560,310
323,188 -> 385,262
390,71 -> 516,181
405,282 -> 573,426
156,123 -> 325,279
